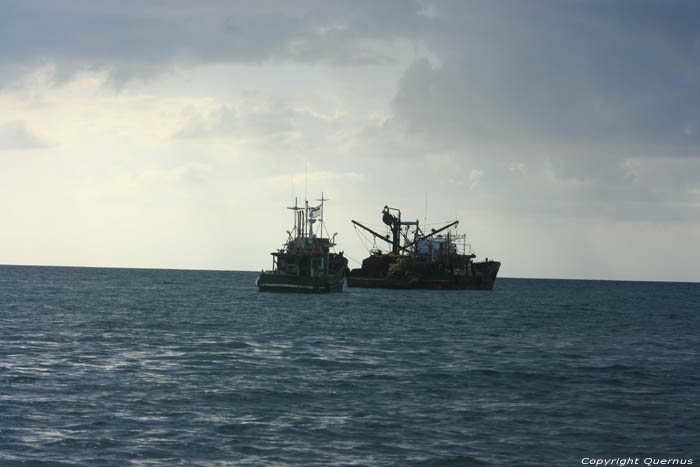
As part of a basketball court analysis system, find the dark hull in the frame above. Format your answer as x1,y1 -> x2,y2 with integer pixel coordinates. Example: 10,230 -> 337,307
345,275 -> 419,289
347,261 -> 501,291
257,268 -> 346,293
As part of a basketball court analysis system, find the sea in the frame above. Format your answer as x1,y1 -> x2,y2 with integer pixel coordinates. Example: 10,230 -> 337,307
0,265 -> 697,466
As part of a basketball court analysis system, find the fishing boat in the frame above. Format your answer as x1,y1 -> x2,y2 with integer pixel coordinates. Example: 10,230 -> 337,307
347,205 -> 500,290
257,194 -> 348,292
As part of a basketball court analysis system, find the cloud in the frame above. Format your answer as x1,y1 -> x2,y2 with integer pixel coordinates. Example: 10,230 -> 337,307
468,169 -> 483,190
260,170 -> 364,186
348,1 -> 700,226
170,97 -> 364,168
145,162 -> 213,184
5,1 -> 699,153
0,121 -> 50,150
509,162 -> 526,174
0,1 -> 421,89
173,105 -> 239,140
390,2 -> 700,148
174,102 -> 305,140
84,162 -> 214,203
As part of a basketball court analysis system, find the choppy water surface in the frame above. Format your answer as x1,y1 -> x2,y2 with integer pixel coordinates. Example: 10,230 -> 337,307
0,265 -> 698,466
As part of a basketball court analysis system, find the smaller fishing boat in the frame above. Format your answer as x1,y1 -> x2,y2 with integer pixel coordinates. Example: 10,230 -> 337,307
257,194 -> 348,292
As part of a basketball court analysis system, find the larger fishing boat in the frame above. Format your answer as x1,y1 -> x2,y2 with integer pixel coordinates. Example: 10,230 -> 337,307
257,195 -> 348,292
347,206 -> 500,290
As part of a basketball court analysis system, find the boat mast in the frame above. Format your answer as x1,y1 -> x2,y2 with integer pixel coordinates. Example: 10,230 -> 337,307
317,192 -> 329,238
287,197 -> 304,247
382,206 -> 402,254
316,192 -> 330,275
382,206 -> 419,254
304,199 -> 309,240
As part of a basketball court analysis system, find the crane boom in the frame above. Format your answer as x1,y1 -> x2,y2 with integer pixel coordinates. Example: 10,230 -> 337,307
351,220 -> 413,253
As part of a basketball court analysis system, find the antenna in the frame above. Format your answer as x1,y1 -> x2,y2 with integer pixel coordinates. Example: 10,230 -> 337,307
304,160 -> 307,203
424,192 -> 428,227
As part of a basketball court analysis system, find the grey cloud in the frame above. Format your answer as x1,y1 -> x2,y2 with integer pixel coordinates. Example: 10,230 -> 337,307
0,121 -> 50,149
0,0 -> 421,88
391,1 -> 700,148
377,0 -> 700,223
172,100 -> 348,161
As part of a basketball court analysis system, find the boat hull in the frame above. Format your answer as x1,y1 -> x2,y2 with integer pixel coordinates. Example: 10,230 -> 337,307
344,274 -> 419,289
257,268 -> 346,293
347,261 -> 501,291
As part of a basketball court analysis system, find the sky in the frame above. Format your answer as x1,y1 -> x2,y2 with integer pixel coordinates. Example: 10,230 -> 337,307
1,0 -> 699,282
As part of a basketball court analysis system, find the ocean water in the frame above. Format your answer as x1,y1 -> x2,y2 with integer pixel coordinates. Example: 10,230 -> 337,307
0,265 -> 698,466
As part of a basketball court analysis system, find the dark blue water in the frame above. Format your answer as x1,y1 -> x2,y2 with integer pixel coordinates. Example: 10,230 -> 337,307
0,265 -> 697,466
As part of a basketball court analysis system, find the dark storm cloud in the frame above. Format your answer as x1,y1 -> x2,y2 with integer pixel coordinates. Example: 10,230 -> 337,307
0,0 -> 419,88
4,0 -> 699,146
391,1 -> 700,148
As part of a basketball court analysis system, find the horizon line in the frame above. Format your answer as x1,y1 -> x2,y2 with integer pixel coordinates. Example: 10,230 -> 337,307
1,263 -> 698,285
